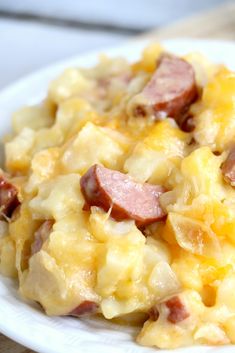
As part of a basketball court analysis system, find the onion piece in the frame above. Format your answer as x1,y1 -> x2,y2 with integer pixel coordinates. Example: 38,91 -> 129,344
148,261 -> 180,298
166,212 -> 221,258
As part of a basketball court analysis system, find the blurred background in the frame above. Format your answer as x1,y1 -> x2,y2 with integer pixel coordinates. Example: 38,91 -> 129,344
0,0 -> 232,89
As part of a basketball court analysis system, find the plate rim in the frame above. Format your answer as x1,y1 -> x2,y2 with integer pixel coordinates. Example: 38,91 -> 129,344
0,37 -> 235,99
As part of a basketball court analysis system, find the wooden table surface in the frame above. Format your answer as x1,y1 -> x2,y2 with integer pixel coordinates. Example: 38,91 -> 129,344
1,1 -> 235,352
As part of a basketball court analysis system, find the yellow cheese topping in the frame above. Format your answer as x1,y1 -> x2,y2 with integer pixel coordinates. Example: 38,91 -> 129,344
1,44 -> 235,349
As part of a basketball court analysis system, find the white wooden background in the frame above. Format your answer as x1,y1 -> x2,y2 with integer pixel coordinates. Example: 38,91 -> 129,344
0,0 -> 226,29
0,0 -> 226,89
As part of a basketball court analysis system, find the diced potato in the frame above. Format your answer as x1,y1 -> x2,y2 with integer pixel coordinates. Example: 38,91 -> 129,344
144,236 -> 171,265
224,316 -> 235,343
20,250 -> 99,315
125,144 -> 176,184
172,251 -> 203,292
5,127 -> 35,173
148,261 -> 180,297
199,259 -> 232,285
29,174 -> 83,220
203,68 -> 235,110
84,55 -> 130,80
47,219 -> 94,271
220,242 -> 235,269
25,148 -> 60,193
194,69 -> 235,151
96,225 -> 145,299
209,201 -> 235,244
90,209 -> 179,319
138,319 -> 194,349
194,323 -> 229,345
0,237 -> 17,277
12,100 -> 55,134
161,148 -> 225,212
49,68 -> 94,104
20,213 -> 98,315
180,147 -> 225,200
216,274 -> 235,312
62,122 -> 127,174
0,221 -> 9,238
20,251 -> 67,315
137,290 -> 204,349
89,207 -> 136,242
101,297 -> 140,319
53,214 -> 91,241
125,120 -> 188,183
144,120 -> 189,154
33,126 -> 64,154
184,52 -> 218,87
9,205 -> 40,274
55,97 -> 97,138
132,43 -> 163,73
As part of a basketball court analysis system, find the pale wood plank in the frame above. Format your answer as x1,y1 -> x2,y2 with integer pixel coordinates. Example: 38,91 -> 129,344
144,1 -> 235,40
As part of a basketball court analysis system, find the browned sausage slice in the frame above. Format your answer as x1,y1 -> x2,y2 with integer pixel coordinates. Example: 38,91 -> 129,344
221,146 -> 235,186
80,164 -> 166,226
149,306 -> 159,321
132,54 -> 197,123
0,176 -> 20,218
31,220 -> 54,255
165,296 -> 189,324
69,301 -> 99,317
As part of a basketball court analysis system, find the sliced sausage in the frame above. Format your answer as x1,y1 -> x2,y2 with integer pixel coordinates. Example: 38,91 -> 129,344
149,306 -> 159,321
0,176 -> 20,218
80,164 -> 166,227
221,146 -> 235,186
69,301 -> 99,317
165,296 -> 189,324
178,115 -> 195,132
132,54 -> 197,124
31,220 -> 54,255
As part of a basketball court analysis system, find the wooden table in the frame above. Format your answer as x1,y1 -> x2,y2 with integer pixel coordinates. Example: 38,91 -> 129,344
1,1 -> 235,352
144,0 -> 235,40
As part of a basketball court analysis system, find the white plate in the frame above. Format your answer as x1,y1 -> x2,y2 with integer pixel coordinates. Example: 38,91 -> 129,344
1,38 -> 235,353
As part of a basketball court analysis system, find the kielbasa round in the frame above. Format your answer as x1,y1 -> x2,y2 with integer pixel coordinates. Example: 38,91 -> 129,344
132,54 -> 197,124
0,176 -> 20,218
221,146 -> 235,186
165,296 -> 189,324
69,301 -> 99,317
31,220 -> 54,255
80,164 -> 166,227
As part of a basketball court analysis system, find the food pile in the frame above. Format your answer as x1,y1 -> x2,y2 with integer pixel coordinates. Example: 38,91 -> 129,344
1,44 -> 235,348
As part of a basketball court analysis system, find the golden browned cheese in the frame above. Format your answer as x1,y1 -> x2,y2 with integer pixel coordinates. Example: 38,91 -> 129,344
2,43 -> 235,349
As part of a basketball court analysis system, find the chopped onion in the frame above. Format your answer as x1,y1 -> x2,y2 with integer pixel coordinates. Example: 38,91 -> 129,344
167,212 -> 221,258
148,261 -> 180,298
